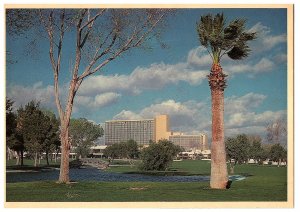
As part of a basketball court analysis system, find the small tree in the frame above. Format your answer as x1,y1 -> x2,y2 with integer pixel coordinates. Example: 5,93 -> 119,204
103,143 -> 120,162
125,140 -> 139,159
269,143 -> 286,167
42,110 -> 60,165
248,135 -> 264,164
6,98 -> 18,161
139,139 -> 181,171
69,118 -> 103,159
103,140 -> 139,164
225,134 -> 250,174
17,101 -> 50,167
6,98 -> 16,138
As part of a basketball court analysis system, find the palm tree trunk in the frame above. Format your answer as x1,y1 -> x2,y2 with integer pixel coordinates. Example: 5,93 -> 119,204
208,63 -> 228,189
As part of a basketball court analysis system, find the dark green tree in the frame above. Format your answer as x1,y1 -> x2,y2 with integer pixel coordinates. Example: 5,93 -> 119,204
103,140 -> 139,164
225,134 -> 251,174
139,139 -> 181,171
69,118 -> 103,159
6,98 -> 23,164
124,139 -> 139,159
6,98 -> 16,137
17,101 -> 50,167
103,143 -> 120,162
196,13 -> 256,188
269,143 -> 287,167
248,136 -> 264,164
42,110 -> 60,165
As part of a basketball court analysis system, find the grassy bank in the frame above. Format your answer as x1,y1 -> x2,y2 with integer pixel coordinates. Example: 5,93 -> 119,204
6,160 -> 287,202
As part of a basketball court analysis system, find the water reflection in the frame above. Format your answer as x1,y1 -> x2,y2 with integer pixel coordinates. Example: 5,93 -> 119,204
6,167 -> 245,183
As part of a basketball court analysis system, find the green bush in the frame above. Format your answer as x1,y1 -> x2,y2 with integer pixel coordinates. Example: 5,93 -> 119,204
139,140 -> 181,171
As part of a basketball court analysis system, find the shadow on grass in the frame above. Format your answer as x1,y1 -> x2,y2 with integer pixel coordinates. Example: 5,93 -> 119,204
123,171 -> 211,176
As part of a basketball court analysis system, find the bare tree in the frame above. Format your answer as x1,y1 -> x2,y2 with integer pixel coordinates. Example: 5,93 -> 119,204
7,8 -> 172,183
266,119 -> 287,146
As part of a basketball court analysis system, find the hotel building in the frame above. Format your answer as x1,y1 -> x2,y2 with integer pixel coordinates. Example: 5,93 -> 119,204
105,119 -> 154,146
105,115 -> 208,151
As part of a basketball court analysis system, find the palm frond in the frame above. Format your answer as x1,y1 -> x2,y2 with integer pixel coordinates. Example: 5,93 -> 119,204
227,44 -> 250,60
196,13 -> 257,63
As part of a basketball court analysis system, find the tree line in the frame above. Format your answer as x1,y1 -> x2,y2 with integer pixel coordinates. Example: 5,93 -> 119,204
104,139 -> 182,171
225,134 -> 287,173
6,98 -> 103,167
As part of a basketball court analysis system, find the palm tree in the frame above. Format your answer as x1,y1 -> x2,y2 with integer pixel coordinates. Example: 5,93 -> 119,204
196,13 -> 256,189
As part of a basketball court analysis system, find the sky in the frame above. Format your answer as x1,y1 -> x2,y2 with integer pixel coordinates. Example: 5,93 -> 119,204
6,8 -> 288,142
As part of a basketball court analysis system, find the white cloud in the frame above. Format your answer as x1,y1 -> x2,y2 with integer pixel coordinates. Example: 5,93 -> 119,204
253,58 -> 274,72
78,62 -> 208,96
6,82 -> 56,111
273,53 -> 287,64
113,110 -> 143,120
223,58 -> 275,76
227,110 -> 286,130
248,22 -> 286,52
75,92 -> 121,109
112,93 -> 286,139
187,46 -> 212,67
7,81 -> 121,114
113,99 -> 209,134
225,92 -> 266,115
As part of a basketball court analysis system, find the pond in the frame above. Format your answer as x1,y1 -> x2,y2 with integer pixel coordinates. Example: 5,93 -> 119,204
6,167 -> 246,183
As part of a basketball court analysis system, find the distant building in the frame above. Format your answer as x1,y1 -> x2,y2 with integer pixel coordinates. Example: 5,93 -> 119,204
105,118 -> 154,146
104,114 -> 208,150
169,134 -> 208,151
154,114 -> 171,141
90,145 -> 107,158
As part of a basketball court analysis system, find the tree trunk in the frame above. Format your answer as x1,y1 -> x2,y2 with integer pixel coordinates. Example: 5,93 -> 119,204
16,151 -> 20,165
229,162 -> 234,174
58,124 -> 70,183
21,149 -> 24,166
208,63 -> 228,189
34,152 -> 38,167
46,150 -> 49,166
55,151 -> 58,163
57,78 -> 77,183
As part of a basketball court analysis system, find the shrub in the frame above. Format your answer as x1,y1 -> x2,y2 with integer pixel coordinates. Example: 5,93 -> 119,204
139,139 -> 181,171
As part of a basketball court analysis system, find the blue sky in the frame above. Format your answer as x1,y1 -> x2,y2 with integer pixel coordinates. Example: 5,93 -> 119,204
6,8 -> 288,140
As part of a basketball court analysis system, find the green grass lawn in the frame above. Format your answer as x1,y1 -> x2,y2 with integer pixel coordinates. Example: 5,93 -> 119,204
6,160 -> 287,202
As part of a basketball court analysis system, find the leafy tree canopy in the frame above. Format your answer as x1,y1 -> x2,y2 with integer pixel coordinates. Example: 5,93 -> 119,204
226,134 -> 251,164
103,139 -> 139,161
139,139 -> 181,171
269,143 -> 287,163
6,98 -> 17,138
69,118 -> 103,158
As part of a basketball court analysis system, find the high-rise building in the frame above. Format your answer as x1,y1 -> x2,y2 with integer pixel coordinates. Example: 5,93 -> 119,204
104,114 -> 208,150
154,114 -> 171,141
105,119 -> 154,146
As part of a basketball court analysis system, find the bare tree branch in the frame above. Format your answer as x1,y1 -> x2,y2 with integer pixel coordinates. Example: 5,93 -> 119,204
79,9 -> 106,31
